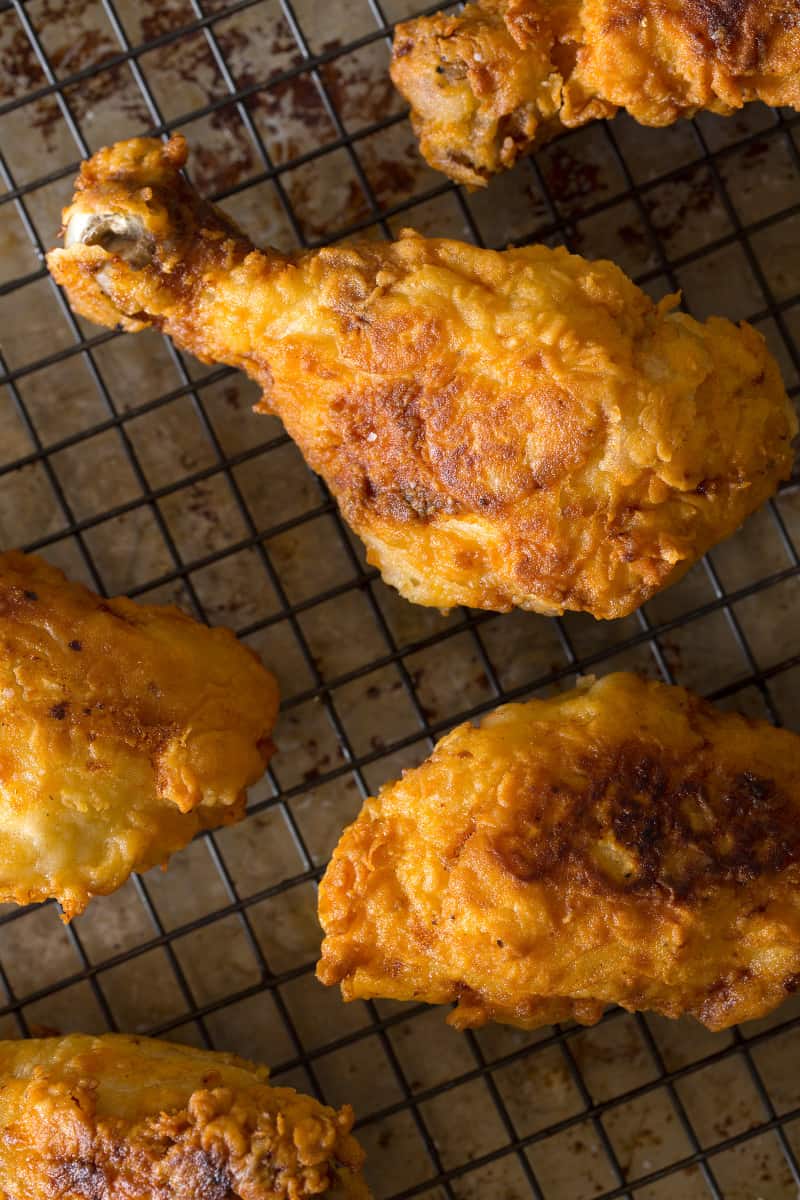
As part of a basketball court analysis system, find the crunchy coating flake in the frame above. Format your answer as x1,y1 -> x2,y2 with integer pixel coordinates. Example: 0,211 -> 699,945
0,550 -> 278,919
391,0 -> 800,187
47,137 -> 796,619
0,1034 -> 370,1199
317,673 -> 800,1032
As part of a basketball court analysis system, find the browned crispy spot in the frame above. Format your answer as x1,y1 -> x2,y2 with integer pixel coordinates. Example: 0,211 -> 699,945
167,1147 -> 234,1200
0,583 -> 41,620
679,0 -> 798,71
491,742 -> 800,901
51,1161 -> 107,1200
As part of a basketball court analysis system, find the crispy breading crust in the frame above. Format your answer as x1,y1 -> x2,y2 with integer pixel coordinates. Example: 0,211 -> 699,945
0,1034 -> 370,1199
46,137 -> 796,620
391,0 -> 800,186
0,550 -> 278,918
317,673 -> 800,1032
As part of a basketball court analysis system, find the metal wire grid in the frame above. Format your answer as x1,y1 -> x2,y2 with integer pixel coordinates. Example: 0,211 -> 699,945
0,1 -> 799,1196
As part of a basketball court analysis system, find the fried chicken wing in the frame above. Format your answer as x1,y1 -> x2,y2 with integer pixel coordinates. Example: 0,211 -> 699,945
0,1034 -> 370,1199
318,673 -> 800,1033
0,550 -> 278,919
47,137 -> 796,619
391,0 -> 800,187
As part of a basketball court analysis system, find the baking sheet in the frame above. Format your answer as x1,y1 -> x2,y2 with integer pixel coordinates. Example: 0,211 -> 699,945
1,2 -> 800,1196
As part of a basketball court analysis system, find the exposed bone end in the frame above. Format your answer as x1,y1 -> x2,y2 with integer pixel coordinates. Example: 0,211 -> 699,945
46,242 -> 152,333
65,211 -> 155,269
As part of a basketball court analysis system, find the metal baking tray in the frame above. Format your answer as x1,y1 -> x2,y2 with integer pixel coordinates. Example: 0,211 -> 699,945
1,2 -> 799,1196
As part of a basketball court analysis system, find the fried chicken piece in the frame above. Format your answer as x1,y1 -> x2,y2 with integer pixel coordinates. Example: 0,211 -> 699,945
47,137 -> 796,620
318,673 -> 800,1033
391,0 -> 800,187
0,550 -> 278,919
0,1033 -> 370,1199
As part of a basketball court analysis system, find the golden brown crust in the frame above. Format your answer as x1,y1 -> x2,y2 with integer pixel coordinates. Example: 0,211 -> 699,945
0,1034 -> 370,1199
317,673 -> 800,1033
47,137 -> 796,619
0,550 -> 279,918
390,0 -> 800,186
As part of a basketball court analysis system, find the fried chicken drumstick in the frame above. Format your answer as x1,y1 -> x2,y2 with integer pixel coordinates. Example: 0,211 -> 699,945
391,0 -> 800,187
48,137 -> 796,620
0,1034 -> 370,1198
0,550 -> 278,919
318,673 -> 800,1033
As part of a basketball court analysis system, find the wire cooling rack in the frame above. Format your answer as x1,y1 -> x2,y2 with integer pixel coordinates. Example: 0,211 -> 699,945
1,2 -> 800,1196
